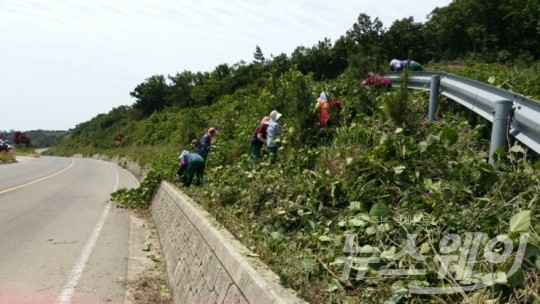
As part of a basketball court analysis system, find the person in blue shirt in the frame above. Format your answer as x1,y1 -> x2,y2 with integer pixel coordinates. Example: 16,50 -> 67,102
197,127 -> 218,161
266,110 -> 283,163
177,150 -> 205,187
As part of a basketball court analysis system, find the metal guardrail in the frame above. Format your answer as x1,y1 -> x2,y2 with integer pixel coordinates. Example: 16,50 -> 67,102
387,72 -> 540,158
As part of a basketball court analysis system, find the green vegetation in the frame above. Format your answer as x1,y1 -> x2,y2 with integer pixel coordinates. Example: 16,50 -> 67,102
47,63 -> 540,303
0,151 -> 15,164
45,1 -> 540,303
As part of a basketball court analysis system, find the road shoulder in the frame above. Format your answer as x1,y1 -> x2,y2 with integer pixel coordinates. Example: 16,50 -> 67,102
125,210 -> 171,304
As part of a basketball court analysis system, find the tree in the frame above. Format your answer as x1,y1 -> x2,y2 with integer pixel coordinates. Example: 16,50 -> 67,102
290,38 -> 345,81
130,75 -> 171,117
211,64 -> 232,81
13,131 -> 31,147
168,70 -> 197,108
346,13 -> 385,59
253,45 -> 266,65
267,52 -> 291,77
190,79 -> 222,106
384,17 -> 426,62
499,0 -> 540,60
227,61 -> 264,91
422,0 -> 540,62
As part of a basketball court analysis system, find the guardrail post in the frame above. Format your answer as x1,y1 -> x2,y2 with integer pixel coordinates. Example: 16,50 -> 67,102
489,100 -> 513,167
428,75 -> 441,123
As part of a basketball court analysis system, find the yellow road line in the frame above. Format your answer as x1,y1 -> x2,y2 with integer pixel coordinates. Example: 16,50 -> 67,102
0,158 -> 75,195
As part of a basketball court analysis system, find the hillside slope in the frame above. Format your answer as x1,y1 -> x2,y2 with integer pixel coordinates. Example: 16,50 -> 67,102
48,64 -> 540,303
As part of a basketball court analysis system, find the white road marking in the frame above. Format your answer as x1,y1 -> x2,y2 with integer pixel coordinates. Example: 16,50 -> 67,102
56,165 -> 120,304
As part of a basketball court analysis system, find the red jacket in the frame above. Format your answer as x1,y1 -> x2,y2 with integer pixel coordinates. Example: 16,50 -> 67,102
362,75 -> 392,87
317,98 -> 342,125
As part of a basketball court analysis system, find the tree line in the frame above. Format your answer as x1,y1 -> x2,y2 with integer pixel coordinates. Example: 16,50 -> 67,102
122,0 -> 539,120
0,130 -> 68,148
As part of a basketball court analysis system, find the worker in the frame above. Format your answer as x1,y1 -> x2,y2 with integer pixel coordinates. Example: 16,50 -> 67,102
177,150 -> 205,187
390,59 -> 422,71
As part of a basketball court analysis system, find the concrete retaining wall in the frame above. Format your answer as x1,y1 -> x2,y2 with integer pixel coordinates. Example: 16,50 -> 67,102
151,182 -> 307,304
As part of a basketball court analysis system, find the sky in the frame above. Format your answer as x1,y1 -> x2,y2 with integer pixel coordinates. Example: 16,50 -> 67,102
0,0 -> 452,131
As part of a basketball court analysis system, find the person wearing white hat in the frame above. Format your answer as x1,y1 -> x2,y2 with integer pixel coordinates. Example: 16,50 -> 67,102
390,59 -> 422,71
267,110 -> 283,163
177,150 -> 205,186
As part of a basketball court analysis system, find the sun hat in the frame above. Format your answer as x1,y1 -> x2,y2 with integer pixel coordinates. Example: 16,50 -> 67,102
269,110 -> 282,121
208,127 -> 218,135
179,149 -> 189,160
319,92 -> 330,100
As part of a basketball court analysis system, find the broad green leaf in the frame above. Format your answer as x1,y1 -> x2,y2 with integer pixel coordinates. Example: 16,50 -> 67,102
524,244 -> 540,258
418,141 -> 429,153
395,127 -> 403,134
420,242 -> 430,254
509,144 -> 525,154
349,218 -> 366,227
349,201 -> 363,211
380,223 -> 392,232
365,227 -> 377,235
430,180 -> 442,192
507,268 -> 526,287
381,246 -> 396,258
369,203 -> 390,218
393,165 -> 406,174
330,256 -> 347,266
305,220 -> 316,232
326,278 -> 343,292
481,272 -> 507,284
359,245 -> 378,254
508,210 -> 531,236
390,280 -> 406,292
318,235 -> 332,242
440,127 -> 458,145
288,127 -> 295,134
301,258 -> 317,272
270,231 -> 281,241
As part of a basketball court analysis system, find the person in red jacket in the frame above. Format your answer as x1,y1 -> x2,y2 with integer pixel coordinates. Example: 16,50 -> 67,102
250,116 -> 271,163
315,92 -> 341,126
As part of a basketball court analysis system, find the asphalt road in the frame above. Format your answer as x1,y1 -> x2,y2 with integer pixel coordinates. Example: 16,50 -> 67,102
0,156 -> 140,303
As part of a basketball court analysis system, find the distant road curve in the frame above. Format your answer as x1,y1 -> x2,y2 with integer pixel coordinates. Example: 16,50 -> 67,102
0,156 -> 139,303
